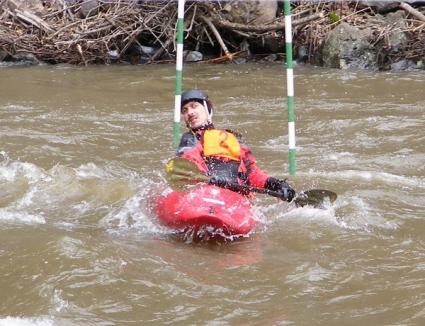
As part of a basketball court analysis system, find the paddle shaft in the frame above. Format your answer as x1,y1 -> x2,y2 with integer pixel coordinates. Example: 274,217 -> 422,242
210,179 -> 287,200
166,157 -> 337,207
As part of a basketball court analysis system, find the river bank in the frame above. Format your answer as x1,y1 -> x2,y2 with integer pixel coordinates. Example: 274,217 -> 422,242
1,0 -> 425,71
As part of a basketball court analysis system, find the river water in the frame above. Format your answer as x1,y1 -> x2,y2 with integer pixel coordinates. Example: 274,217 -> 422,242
0,63 -> 424,325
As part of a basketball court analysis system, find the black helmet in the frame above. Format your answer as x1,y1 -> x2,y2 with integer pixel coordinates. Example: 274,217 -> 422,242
181,89 -> 213,117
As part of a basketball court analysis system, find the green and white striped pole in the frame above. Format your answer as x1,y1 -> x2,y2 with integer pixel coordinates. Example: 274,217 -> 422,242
284,0 -> 296,176
173,0 -> 185,146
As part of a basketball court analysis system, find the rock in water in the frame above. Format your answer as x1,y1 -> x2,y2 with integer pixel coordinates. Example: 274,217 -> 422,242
222,0 -> 277,25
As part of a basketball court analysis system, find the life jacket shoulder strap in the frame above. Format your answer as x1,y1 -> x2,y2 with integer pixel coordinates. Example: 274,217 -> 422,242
224,129 -> 244,143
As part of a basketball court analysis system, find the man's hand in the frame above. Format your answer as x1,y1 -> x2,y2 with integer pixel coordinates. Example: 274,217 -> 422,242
208,176 -> 229,188
264,177 -> 295,202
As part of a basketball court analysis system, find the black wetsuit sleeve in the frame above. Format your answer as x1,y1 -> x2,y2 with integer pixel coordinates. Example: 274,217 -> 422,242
176,132 -> 198,156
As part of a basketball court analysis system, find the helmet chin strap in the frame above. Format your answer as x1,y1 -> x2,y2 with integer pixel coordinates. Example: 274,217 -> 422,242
203,100 -> 213,121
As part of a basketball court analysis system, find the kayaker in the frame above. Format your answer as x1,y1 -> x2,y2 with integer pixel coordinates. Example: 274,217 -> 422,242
176,89 -> 295,202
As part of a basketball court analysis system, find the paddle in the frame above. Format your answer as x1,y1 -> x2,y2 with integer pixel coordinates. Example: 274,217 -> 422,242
165,157 -> 337,208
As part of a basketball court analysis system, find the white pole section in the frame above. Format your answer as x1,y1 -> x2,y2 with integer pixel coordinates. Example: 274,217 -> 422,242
173,0 -> 185,146
284,0 -> 296,176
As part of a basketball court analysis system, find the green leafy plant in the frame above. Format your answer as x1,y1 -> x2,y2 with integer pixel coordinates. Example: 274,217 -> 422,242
329,12 -> 341,23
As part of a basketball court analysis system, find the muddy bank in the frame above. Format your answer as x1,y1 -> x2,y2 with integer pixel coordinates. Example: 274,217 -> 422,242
0,0 -> 424,71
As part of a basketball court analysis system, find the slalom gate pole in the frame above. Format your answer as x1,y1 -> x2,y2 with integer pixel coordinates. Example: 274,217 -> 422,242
173,0 -> 185,146
284,0 -> 296,176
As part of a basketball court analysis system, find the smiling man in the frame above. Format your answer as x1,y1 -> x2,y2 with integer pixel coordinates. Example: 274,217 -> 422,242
176,89 -> 295,202
181,93 -> 212,130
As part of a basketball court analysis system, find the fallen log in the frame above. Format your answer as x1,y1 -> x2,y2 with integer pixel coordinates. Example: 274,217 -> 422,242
201,16 -> 233,61
212,12 -> 324,33
76,43 -> 87,66
399,2 -> 425,22
14,8 -> 54,33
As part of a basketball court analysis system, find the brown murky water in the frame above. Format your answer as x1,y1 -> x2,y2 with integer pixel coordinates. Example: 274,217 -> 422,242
0,63 -> 424,325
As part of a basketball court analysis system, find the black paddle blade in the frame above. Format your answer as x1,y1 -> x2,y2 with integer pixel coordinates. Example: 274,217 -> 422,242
294,189 -> 337,208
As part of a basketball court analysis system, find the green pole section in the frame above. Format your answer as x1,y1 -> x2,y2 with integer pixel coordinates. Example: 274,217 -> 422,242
284,0 -> 296,176
173,0 -> 185,146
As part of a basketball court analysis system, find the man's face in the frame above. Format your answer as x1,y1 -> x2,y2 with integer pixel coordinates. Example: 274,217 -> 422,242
181,101 -> 209,129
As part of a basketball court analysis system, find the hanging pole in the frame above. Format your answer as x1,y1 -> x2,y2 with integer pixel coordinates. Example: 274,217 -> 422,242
173,0 -> 185,146
284,0 -> 296,176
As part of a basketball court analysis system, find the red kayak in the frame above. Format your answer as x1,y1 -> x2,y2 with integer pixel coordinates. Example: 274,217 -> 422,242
154,184 -> 256,239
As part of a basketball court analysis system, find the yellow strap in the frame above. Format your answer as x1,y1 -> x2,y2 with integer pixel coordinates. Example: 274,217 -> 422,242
203,129 -> 241,161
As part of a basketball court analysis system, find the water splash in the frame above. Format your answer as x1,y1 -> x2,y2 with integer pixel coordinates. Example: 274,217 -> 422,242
0,156 -> 139,227
0,316 -> 54,326
100,180 -> 171,236
0,209 -> 46,224
334,195 -> 400,232
51,289 -> 69,313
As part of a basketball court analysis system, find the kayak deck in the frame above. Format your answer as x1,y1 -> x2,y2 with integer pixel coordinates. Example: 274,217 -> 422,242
154,184 -> 256,238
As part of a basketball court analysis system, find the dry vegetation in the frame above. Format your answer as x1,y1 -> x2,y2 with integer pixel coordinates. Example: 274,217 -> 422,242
0,0 -> 178,64
0,0 -> 424,66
